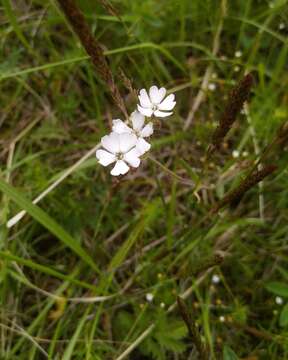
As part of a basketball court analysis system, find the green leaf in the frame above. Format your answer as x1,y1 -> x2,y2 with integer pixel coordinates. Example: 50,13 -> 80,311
0,43 -> 188,82
0,178 -> 99,273
280,303 -> 288,327
223,345 -> 239,360
62,307 -> 91,360
156,334 -> 186,353
0,250 -> 95,290
114,311 -> 134,340
108,198 -> 162,271
178,159 -> 200,183
141,337 -> 164,360
2,0 -> 35,54
154,318 -> 187,355
265,282 -> 288,297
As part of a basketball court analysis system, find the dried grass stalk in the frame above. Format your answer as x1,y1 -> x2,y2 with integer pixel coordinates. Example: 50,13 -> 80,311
213,164 -> 277,212
57,0 -> 128,118
208,73 -> 254,155
177,296 -> 209,360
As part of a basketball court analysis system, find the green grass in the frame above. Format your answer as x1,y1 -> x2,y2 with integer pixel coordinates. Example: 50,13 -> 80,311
0,0 -> 288,359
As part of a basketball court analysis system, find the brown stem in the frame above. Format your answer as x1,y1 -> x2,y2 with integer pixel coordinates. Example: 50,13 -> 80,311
177,253 -> 224,278
119,68 -> 138,102
177,297 -> 209,360
212,164 -> 277,213
208,73 -> 254,155
57,0 -> 128,118
192,253 -> 224,275
231,321 -> 284,344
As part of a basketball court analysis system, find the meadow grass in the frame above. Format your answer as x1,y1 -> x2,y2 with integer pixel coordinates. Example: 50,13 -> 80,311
0,0 -> 288,359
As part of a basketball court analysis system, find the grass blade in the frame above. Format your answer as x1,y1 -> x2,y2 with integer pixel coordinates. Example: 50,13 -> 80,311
0,178 -> 99,273
108,199 -> 162,271
2,0 -> 36,55
0,251 -> 95,290
62,307 -> 91,360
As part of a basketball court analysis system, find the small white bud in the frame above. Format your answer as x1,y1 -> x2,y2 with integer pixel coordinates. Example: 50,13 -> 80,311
235,51 -> 242,58
234,65 -> 240,72
208,83 -> 216,91
232,150 -> 240,158
275,296 -> 283,305
212,274 -> 221,284
146,293 -> 154,303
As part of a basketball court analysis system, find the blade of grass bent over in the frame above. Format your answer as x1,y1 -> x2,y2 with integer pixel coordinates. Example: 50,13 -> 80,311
0,178 -> 99,273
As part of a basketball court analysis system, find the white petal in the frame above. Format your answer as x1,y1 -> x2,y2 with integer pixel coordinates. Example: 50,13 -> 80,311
158,94 -> 176,111
118,133 -> 137,153
154,110 -> 173,118
149,86 -> 166,104
136,138 -> 151,155
124,148 -> 141,167
110,160 -> 130,176
138,89 -> 152,108
137,105 -> 153,117
140,123 -> 153,138
112,119 -> 132,134
131,111 -> 145,131
96,149 -> 116,166
101,132 -> 120,153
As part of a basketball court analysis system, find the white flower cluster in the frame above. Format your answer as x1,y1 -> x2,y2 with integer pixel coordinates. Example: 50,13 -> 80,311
96,86 -> 176,176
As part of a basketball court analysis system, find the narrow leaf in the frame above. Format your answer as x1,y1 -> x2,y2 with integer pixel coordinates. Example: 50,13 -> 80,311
280,303 -> 288,327
62,307 -> 91,360
223,345 -> 239,360
0,178 -> 99,273
265,282 -> 288,297
108,199 -> 162,271
0,250 -> 95,290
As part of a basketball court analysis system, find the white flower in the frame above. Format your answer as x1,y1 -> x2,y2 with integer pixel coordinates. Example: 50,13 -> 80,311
112,111 -> 153,155
219,316 -> 225,323
208,83 -> 216,91
232,150 -> 240,158
212,274 -> 221,284
137,85 -> 176,118
235,50 -> 242,58
96,132 -> 141,176
146,293 -> 154,302
275,296 -> 283,305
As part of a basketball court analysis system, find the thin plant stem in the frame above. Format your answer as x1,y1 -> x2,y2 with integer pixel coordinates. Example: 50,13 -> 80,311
184,0 -> 227,129
56,0 -> 128,118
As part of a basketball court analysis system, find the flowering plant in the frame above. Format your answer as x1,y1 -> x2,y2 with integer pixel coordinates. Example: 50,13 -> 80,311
96,85 -> 176,176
